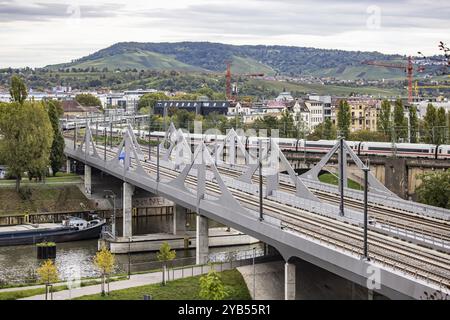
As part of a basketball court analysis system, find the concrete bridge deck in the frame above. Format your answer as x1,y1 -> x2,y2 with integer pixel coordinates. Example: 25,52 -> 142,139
64,126 -> 450,300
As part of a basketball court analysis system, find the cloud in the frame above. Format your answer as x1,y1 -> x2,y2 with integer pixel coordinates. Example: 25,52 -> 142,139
0,1 -> 123,22
129,0 -> 449,37
0,0 -> 448,67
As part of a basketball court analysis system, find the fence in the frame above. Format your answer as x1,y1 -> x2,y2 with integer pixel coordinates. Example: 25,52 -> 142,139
118,246 -> 272,279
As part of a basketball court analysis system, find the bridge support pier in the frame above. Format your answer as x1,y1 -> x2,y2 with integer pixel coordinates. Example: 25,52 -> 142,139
84,165 -> 91,194
196,214 -> 209,265
284,262 -> 296,300
123,182 -> 135,239
173,204 -> 187,235
66,159 -> 71,174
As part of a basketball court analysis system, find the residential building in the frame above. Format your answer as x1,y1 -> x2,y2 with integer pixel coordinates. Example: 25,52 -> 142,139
275,91 -> 294,102
304,100 -> 324,130
309,95 -> 332,119
347,98 -> 380,132
228,102 -> 252,116
291,100 -> 312,133
414,99 -> 450,118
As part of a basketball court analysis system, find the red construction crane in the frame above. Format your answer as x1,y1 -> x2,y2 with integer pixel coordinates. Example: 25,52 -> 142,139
362,56 -> 414,103
225,61 -> 264,101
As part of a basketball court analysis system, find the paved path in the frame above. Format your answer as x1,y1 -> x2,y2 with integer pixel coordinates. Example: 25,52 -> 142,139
20,261 -> 246,300
0,181 -> 81,187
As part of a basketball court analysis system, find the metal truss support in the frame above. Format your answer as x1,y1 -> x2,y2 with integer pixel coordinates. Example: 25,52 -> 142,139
78,122 -> 100,159
239,139 -> 318,201
301,139 -> 399,198
126,123 -> 144,159
167,141 -> 245,215
214,128 -> 250,166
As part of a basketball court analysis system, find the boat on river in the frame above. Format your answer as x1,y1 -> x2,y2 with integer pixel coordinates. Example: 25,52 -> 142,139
0,216 -> 106,246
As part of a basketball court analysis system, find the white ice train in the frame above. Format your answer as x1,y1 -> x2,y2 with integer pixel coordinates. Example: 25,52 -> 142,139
86,127 -> 450,160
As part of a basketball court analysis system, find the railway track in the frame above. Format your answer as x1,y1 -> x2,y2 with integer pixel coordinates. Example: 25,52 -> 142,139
70,135 -> 450,242
213,163 -> 450,243
93,145 -> 450,289
67,138 -> 450,290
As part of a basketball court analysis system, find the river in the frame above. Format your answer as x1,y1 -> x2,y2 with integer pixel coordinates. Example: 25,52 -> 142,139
0,214 -> 264,286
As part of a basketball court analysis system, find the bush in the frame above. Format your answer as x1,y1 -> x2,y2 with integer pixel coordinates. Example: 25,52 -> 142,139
36,242 -> 56,247
18,187 -> 32,200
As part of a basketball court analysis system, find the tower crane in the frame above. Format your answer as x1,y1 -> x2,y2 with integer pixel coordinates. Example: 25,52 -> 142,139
225,61 -> 264,101
362,56 -> 415,103
414,81 -> 450,97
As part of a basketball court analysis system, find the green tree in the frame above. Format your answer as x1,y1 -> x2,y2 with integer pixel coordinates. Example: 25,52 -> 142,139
262,115 -> 279,136
446,111 -> 450,144
378,100 -> 392,140
9,75 -> 28,104
279,110 -> 294,138
409,106 -> 419,143
416,169 -> 450,209
157,242 -> 176,285
46,100 -> 65,176
94,246 -> 115,296
423,103 -> 437,144
308,121 -> 336,140
172,93 -> 199,101
307,123 -> 324,140
196,87 -> 215,99
393,99 -> 408,142
199,267 -> 228,300
0,101 -> 53,191
212,92 -> 227,100
322,118 -> 336,140
75,93 -> 101,107
138,92 -> 169,111
435,107 -> 447,145
447,111 -> 450,144
36,259 -> 59,300
172,109 -> 196,130
349,130 -> 387,142
336,100 -> 351,139
204,112 -> 229,132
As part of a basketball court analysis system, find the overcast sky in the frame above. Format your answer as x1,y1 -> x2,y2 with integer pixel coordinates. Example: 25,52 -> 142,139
0,0 -> 449,68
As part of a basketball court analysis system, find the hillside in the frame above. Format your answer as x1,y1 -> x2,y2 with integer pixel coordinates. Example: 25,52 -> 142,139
47,42 -> 411,80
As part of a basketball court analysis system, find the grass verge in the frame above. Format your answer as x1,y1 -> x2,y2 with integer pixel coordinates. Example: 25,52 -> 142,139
74,269 -> 251,300
319,173 -> 362,190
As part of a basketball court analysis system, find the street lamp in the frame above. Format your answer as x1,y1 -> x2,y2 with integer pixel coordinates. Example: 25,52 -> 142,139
104,189 -> 116,239
362,166 -> 369,260
128,236 -> 131,279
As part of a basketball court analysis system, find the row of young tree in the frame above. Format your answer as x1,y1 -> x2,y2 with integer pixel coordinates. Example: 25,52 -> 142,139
279,99 -> 447,144
0,76 -> 65,191
37,242 -> 228,300
377,100 -> 450,144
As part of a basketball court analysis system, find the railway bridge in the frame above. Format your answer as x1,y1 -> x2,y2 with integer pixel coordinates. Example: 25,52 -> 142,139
283,151 -> 450,200
65,123 -> 450,300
